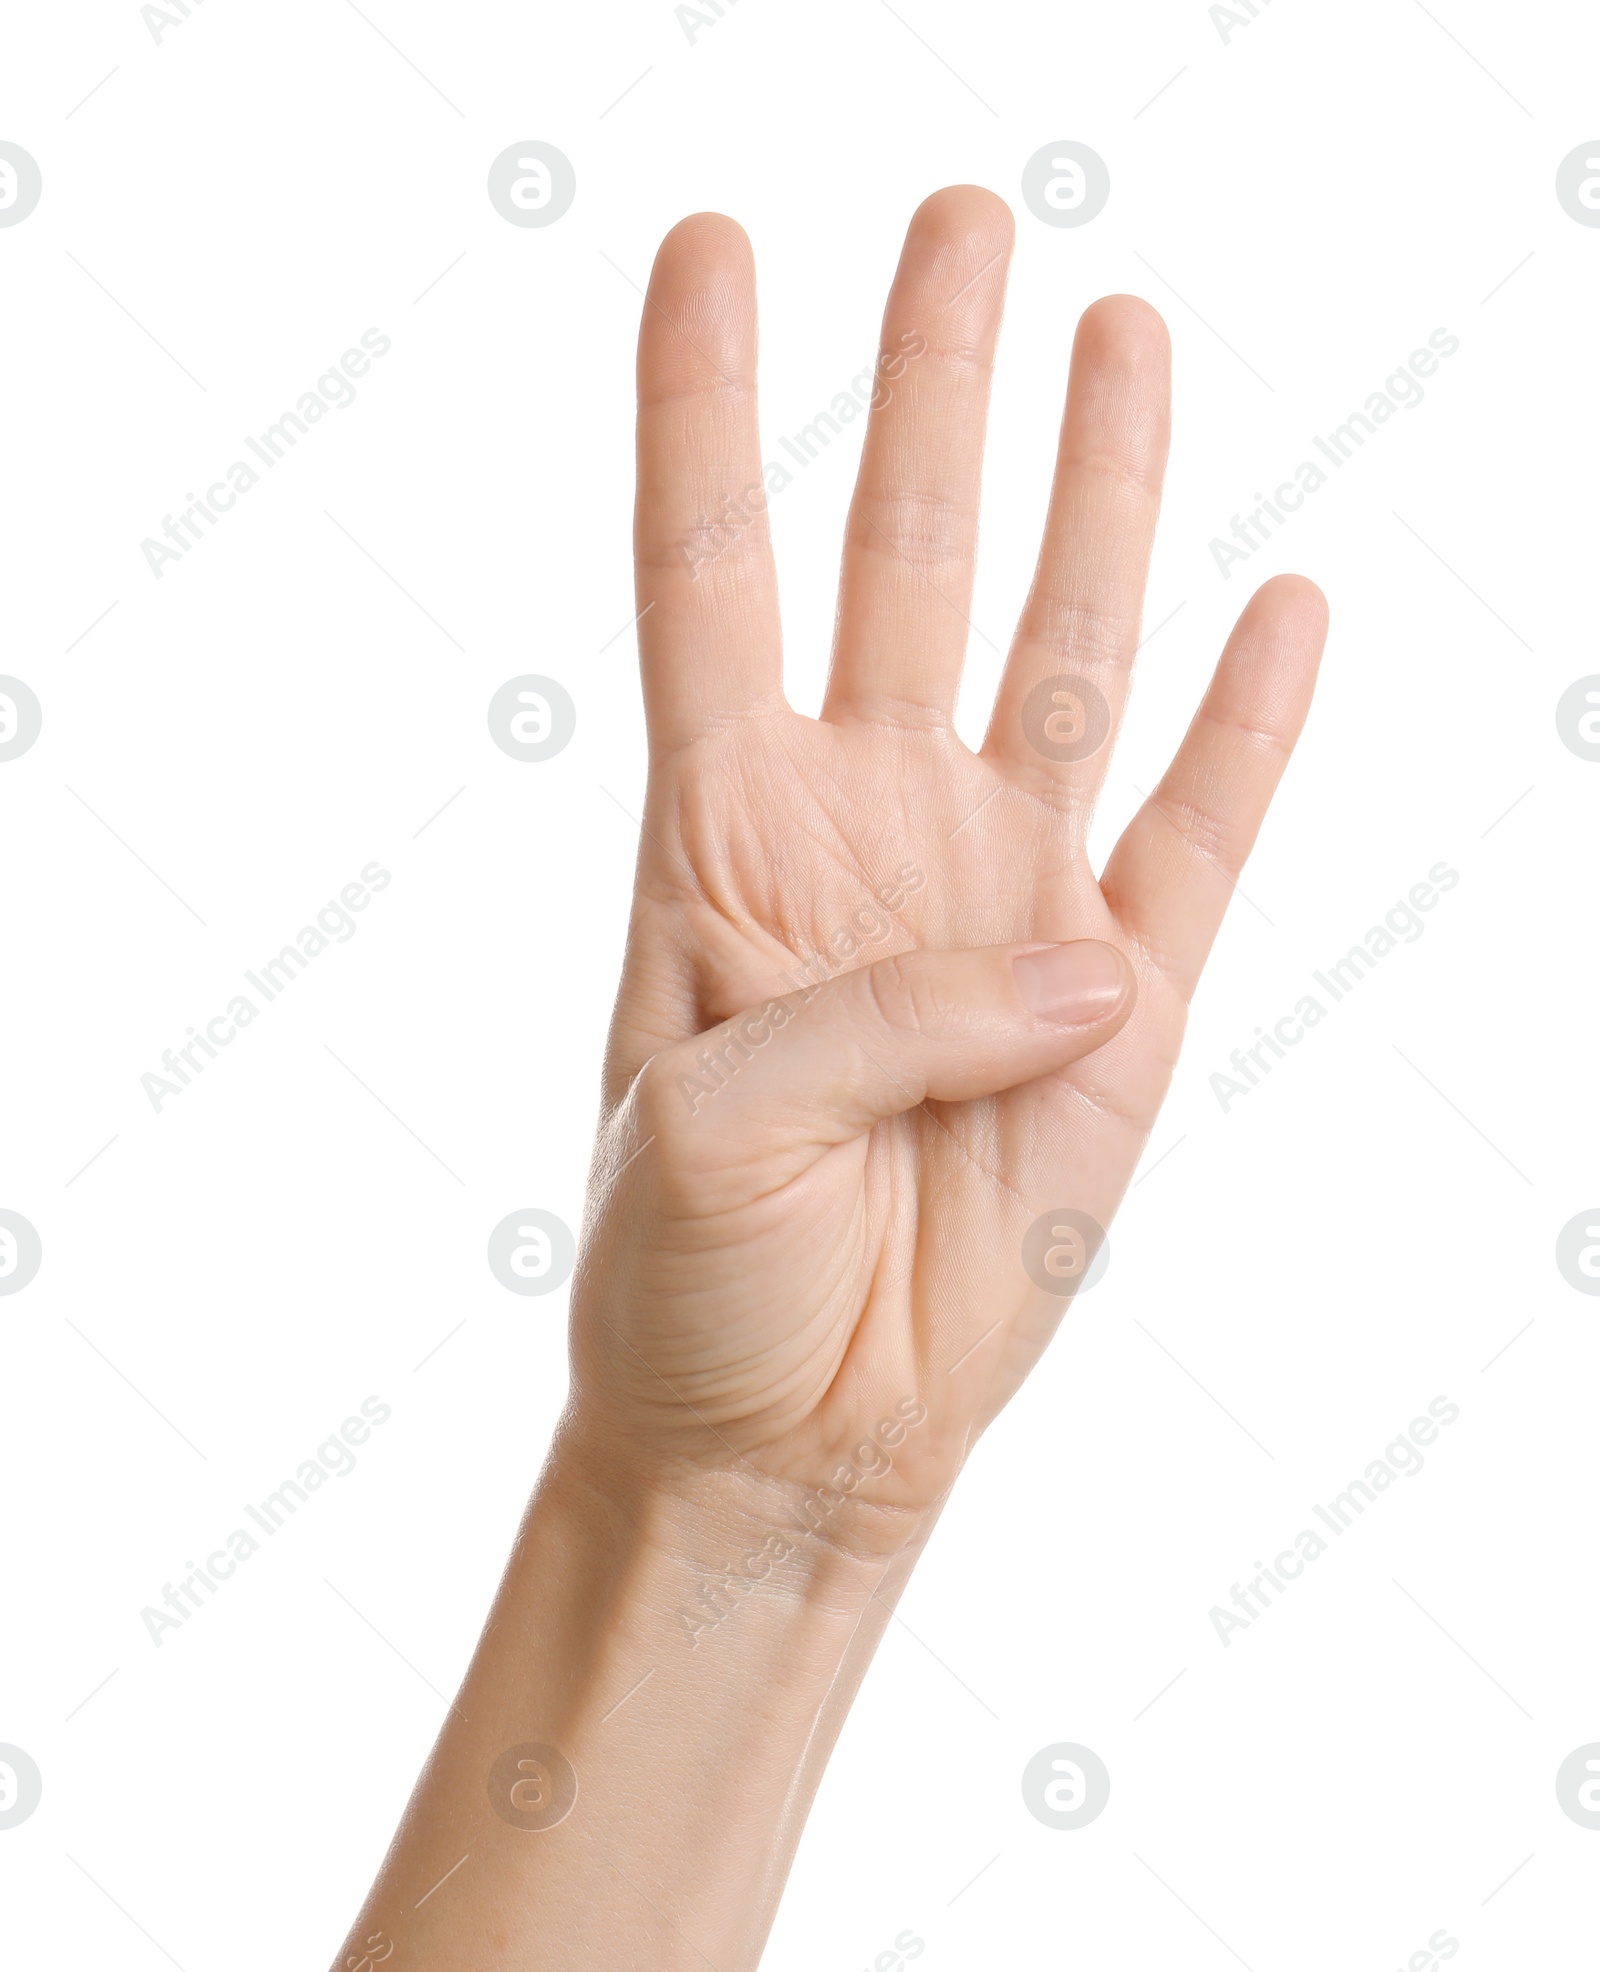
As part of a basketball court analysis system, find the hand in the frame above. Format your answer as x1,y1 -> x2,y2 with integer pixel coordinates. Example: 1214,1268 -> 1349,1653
568,185 -> 1327,1549
334,184 -> 1330,1972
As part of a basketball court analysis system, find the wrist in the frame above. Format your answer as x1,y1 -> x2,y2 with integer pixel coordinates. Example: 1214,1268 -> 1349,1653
546,1407 -> 933,1627
338,1410 -> 915,1972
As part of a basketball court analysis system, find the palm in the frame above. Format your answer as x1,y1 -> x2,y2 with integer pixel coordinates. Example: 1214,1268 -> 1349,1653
571,192 -> 1324,1512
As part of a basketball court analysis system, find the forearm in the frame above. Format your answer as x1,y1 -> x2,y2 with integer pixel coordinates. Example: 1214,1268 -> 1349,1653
334,1423 -> 920,1970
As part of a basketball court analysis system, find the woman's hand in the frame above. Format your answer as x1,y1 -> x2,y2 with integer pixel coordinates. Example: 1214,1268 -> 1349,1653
568,185 -> 1327,1544
335,185 -> 1328,1972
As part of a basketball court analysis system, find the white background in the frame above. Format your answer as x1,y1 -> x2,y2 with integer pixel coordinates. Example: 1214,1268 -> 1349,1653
2,1 -> 1598,1966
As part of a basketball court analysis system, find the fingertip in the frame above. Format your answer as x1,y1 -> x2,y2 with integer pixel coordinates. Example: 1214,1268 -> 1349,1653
1096,937 -> 1139,1039
1105,937 -> 1138,1015
909,183 -> 1015,250
641,212 -> 757,393
1063,295 -> 1172,489
1247,572 -> 1331,647
652,210 -> 753,280
898,184 -> 1014,321
1269,571 -> 1330,624
1012,937 -> 1137,1032
1074,294 -> 1172,374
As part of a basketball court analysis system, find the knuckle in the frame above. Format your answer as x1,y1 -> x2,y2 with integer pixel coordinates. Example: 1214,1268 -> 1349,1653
848,485 -> 978,570
1070,446 -> 1164,506
1152,790 -> 1239,874
638,511 -> 774,578
631,1050 -> 697,1140
1022,594 -> 1136,672
902,334 -> 994,382
1199,702 -> 1294,764
861,952 -> 947,1040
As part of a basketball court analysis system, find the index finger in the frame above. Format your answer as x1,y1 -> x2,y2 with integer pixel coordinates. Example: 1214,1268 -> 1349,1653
634,213 -> 785,751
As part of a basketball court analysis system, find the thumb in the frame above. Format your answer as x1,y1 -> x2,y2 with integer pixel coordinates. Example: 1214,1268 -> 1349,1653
652,940 -> 1135,1153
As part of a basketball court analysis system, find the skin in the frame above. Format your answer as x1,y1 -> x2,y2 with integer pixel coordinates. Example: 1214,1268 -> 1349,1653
332,185 -> 1327,1970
